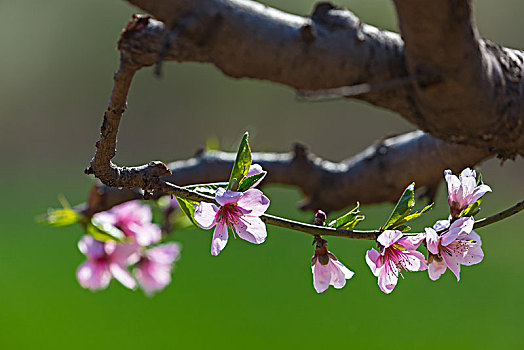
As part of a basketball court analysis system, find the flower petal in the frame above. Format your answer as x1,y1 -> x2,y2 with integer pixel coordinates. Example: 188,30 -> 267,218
78,235 -> 105,259
127,222 -> 162,246
442,251 -> 462,281
402,250 -> 427,272
211,223 -> 229,256
425,228 -> 440,255
235,216 -> 267,244
312,262 -> 331,293
365,248 -> 382,277
377,230 -> 403,248
444,170 -> 461,204
378,260 -> 398,294
330,259 -> 354,289
215,188 -> 243,206
428,259 -> 447,281
194,202 -> 219,229
110,263 -> 137,290
236,189 -> 270,216
468,184 -> 492,204
76,261 -> 111,290
443,217 -> 474,245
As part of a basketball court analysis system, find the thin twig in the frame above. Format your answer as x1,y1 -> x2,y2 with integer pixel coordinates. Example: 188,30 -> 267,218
473,200 -> 524,229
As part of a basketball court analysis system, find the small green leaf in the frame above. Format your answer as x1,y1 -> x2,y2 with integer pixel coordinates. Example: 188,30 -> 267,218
394,203 -> 434,227
383,183 -> 415,230
86,219 -> 126,242
460,198 -> 482,217
328,203 -> 362,229
238,172 -> 267,192
477,172 -> 483,186
340,215 -> 365,230
175,196 -> 199,228
37,208 -> 80,227
395,225 -> 412,232
185,182 -> 228,196
228,132 -> 252,191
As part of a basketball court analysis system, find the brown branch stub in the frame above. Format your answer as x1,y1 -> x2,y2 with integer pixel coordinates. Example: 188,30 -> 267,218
85,50 -> 171,194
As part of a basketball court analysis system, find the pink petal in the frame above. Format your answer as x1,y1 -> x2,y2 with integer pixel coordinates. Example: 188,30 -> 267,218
442,251 -> 462,281
425,228 -> 440,255
399,233 -> 425,250
365,249 -> 382,277
147,243 -> 181,265
377,230 -> 403,248
215,188 -> 243,206
465,230 -> 482,247
378,261 -> 398,294
459,243 -> 484,266
329,259 -> 354,289
194,202 -> 219,229
110,263 -> 137,290
468,184 -> 492,204
428,259 -> 447,281
211,223 -> 229,256
127,222 -> 162,246
76,261 -> 111,291
134,260 -> 173,295
402,250 -> 427,272
78,235 -> 105,259
433,219 -> 450,231
443,217 -> 474,245
110,243 -> 140,266
236,189 -> 270,216
234,216 -> 267,244
114,200 -> 152,226
444,170 -> 461,203
312,262 -> 331,293
460,168 -> 476,178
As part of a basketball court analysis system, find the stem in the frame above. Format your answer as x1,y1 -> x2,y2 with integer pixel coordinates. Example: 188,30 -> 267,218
473,200 -> 524,229
160,179 -> 524,241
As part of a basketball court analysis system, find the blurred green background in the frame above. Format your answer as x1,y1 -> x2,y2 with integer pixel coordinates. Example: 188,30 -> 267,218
1,0 -> 523,348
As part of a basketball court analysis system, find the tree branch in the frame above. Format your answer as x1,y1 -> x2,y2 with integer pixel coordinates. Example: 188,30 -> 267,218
120,0 -> 524,157
83,130 -> 489,216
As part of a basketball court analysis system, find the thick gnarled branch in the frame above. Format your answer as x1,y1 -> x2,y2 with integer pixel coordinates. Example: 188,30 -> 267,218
121,0 -> 524,158
83,131 -> 489,216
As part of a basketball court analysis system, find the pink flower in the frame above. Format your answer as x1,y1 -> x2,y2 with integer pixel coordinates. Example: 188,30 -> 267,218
245,164 -> 266,188
93,200 -> 161,246
311,238 -> 354,293
425,217 -> 483,281
76,236 -> 138,291
194,188 -> 270,256
134,243 -> 181,295
444,168 -> 491,217
366,230 -> 427,294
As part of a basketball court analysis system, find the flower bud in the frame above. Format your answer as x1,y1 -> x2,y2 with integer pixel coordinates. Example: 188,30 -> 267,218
313,210 -> 327,226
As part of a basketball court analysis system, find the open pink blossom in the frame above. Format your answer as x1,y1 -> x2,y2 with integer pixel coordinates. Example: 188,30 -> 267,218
244,164 -> 267,188
194,187 -> 270,256
76,235 -> 139,291
444,168 -> 491,217
425,217 -> 483,281
134,243 -> 181,295
93,200 -> 161,246
311,239 -> 354,293
366,230 -> 427,294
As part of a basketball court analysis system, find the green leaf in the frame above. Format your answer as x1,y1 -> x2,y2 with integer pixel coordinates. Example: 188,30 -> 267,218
477,172 -> 483,186
37,208 -> 80,227
460,198 -> 482,217
175,196 -> 199,228
394,203 -> 434,227
86,219 -> 126,242
395,225 -> 412,232
383,183 -> 415,230
328,203 -> 363,229
237,172 -> 267,192
185,182 -> 228,196
228,132 -> 252,191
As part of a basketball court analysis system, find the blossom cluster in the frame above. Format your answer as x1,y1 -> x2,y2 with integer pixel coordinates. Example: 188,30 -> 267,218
77,200 -> 180,295
363,167 -> 490,293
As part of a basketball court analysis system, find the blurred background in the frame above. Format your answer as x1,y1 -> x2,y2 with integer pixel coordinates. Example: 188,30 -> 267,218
0,0 -> 523,348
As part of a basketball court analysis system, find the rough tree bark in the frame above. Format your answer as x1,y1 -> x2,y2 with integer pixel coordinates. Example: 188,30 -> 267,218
83,0 -> 523,214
